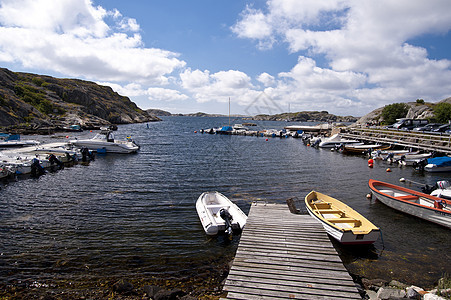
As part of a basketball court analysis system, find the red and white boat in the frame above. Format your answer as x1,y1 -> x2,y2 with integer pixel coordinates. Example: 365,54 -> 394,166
368,179 -> 451,229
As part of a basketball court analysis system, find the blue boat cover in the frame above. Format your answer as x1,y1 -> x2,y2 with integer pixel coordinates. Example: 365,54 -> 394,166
218,126 -> 233,132
427,156 -> 451,167
5,134 -> 20,141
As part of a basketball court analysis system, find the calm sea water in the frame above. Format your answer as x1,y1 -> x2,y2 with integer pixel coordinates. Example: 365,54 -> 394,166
1,116 -> 450,290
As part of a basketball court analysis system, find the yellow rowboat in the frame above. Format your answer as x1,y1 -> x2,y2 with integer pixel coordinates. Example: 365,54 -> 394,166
305,191 -> 380,245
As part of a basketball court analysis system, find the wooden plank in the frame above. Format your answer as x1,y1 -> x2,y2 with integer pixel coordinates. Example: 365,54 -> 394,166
230,261 -> 352,278
225,274 -> 358,294
224,282 -> 360,299
228,269 -> 356,287
222,203 -> 361,299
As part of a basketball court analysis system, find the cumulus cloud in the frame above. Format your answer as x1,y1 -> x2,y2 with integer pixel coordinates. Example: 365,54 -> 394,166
0,0 -> 185,84
180,68 -> 261,105
231,0 -> 451,115
257,72 -> 276,87
146,87 -> 189,102
98,81 -> 189,102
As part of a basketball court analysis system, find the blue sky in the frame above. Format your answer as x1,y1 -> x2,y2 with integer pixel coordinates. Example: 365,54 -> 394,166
0,0 -> 450,117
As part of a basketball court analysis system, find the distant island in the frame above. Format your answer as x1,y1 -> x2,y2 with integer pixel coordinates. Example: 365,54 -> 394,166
250,111 -> 358,123
148,109 -> 358,123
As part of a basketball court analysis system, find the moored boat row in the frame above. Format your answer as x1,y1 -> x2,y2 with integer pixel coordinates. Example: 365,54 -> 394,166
0,127 -> 139,180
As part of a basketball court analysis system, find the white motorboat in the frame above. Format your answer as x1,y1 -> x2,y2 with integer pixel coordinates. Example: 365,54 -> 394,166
318,134 -> 361,148
0,164 -> 15,179
2,142 -> 81,161
423,156 -> 451,172
196,191 -> 247,235
429,181 -> 451,200
371,149 -> 413,159
232,124 -> 249,132
285,123 -> 332,133
0,151 -> 70,175
398,153 -> 431,166
0,134 -> 40,148
70,128 -> 139,154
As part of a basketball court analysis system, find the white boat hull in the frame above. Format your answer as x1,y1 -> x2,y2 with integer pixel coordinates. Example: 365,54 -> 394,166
71,140 -> 139,154
196,192 -> 247,235
369,180 -> 451,229
306,207 -> 380,245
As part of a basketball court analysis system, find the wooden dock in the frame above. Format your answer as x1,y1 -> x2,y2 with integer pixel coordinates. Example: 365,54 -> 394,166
222,202 -> 361,300
340,127 -> 451,154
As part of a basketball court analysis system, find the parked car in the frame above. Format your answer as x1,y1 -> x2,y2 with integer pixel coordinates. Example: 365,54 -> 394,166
413,123 -> 442,132
433,123 -> 451,132
392,118 -> 428,130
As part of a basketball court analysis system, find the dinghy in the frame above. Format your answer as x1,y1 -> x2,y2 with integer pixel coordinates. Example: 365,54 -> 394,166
305,191 -> 380,245
369,179 -> 451,228
196,191 -> 247,235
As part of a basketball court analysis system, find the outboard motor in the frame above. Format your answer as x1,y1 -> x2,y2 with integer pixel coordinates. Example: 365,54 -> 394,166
30,158 -> 45,177
384,152 -> 394,162
219,208 -> 233,235
422,184 -> 435,194
81,147 -> 95,162
311,138 -> 321,148
48,154 -> 63,171
413,158 -> 428,172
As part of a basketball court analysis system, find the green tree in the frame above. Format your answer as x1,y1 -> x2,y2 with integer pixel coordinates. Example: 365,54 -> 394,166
433,102 -> 451,123
416,99 -> 425,105
381,103 -> 409,124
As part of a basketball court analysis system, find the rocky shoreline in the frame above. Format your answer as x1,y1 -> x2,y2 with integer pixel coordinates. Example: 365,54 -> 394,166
361,276 -> 451,300
1,269 -> 449,299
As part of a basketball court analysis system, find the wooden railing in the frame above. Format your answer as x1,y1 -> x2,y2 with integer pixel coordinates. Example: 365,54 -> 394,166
340,127 -> 451,154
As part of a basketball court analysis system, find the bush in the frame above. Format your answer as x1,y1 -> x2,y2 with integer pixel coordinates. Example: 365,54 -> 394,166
433,102 -> 451,123
32,77 -> 45,87
381,103 -> 409,124
37,99 -> 54,115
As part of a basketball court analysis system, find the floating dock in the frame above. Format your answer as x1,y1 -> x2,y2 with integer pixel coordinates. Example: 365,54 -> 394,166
222,202 -> 361,299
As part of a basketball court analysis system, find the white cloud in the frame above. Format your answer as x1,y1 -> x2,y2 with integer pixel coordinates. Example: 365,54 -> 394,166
231,0 -> 451,115
232,7 -> 271,39
146,87 -> 189,102
257,72 -> 275,87
97,81 -> 188,102
0,0 -> 185,84
180,68 -> 260,105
